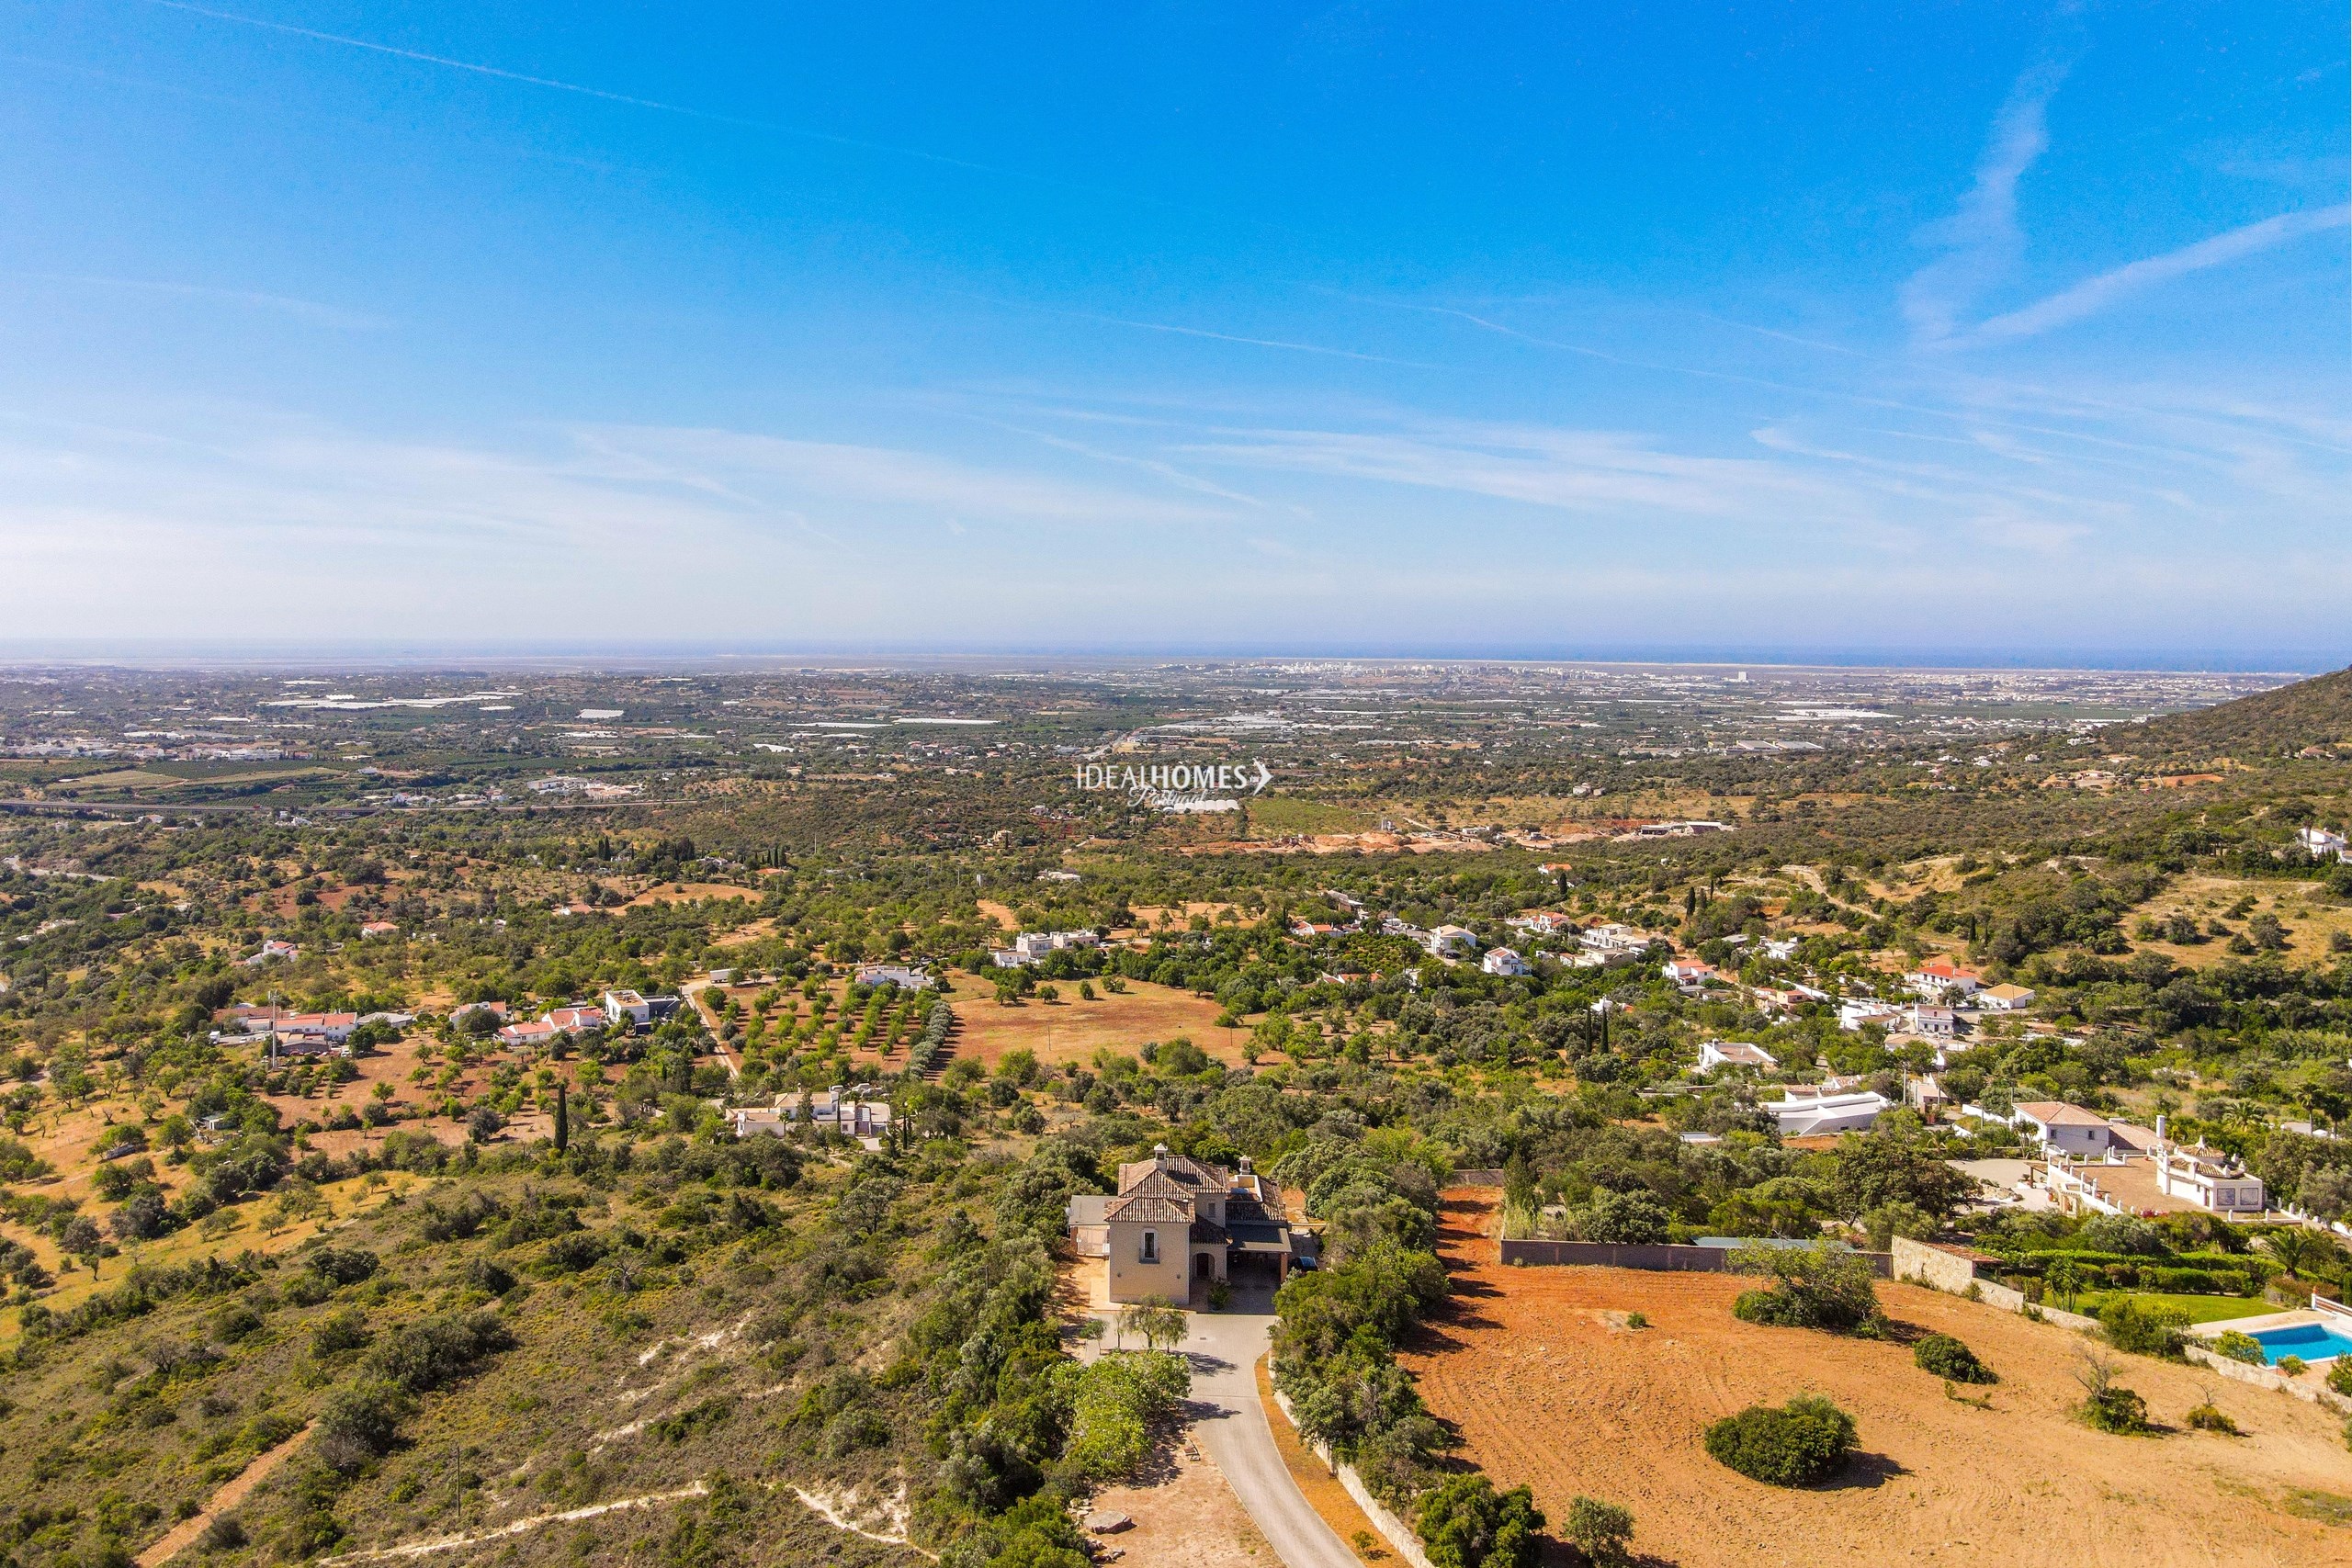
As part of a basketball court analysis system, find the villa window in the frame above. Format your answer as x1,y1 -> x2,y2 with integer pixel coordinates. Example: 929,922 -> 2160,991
1140,1231 -> 1159,1263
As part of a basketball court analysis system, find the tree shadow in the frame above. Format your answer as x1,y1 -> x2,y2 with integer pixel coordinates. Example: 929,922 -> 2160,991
1815,1451 -> 1909,1491
1536,1538 -> 1680,1567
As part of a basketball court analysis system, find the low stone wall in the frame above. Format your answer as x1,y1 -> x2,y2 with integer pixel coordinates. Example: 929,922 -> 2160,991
1499,1239 -> 1894,1278
1270,1384 -> 1436,1568
1887,1236 -> 2102,1332
1890,1235 -> 1980,1294
2183,1343 -> 2352,1416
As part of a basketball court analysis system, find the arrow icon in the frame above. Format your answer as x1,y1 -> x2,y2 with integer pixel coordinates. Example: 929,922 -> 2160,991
1252,761 -> 1272,794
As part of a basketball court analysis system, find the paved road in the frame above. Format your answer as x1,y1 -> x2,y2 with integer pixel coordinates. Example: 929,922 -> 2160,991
1176,1310 -> 1360,1568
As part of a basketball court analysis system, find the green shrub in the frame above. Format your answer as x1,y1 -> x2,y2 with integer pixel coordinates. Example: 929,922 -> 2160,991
1564,1495 -> 1634,1565
2327,1359 -> 2352,1398
311,1380 -> 413,1472
2211,1330 -> 2265,1366
1912,1333 -> 1995,1384
2075,1356 -> 2153,1435
2098,1295 -> 2189,1359
2185,1403 -> 2240,1434
311,1307 -> 373,1357
1728,1242 -> 1884,1336
2082,1384 -> 2152,1434
1702,1396 -> 1858,1486
364,1310 -> 515,1394
2278,1355 -> 2309,1378
1415,1474 -> 1544,1568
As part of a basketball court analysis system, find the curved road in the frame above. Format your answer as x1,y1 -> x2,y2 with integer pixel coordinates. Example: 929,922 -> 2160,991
1175,1311 -> 1359,1568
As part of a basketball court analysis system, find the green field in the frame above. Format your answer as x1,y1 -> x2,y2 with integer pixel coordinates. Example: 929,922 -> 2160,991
2075,1290 -> 2274,1325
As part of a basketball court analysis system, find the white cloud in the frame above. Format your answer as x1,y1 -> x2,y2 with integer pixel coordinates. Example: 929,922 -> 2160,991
1188,421 -> 1829,520
1961,205 -> 2352,344
1901,53 -> 2074,345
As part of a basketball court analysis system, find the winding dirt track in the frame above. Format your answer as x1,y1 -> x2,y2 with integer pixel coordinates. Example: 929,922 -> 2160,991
1403,1193 -> 2352,1568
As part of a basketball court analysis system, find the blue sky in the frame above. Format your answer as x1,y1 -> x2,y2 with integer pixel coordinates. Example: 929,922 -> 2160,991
1,2 -> 2346,661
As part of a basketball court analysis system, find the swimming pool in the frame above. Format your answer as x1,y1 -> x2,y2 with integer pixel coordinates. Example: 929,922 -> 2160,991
2246,1322 -> 2352,1365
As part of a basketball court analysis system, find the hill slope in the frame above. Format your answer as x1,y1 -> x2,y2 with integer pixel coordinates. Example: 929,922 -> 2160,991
2130,665 -> 2352,757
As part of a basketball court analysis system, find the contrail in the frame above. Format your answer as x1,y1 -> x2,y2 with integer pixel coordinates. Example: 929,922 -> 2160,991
138,0 -> 1268,225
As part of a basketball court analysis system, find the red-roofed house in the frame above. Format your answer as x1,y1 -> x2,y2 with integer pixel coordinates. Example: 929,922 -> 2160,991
1906,957 -> 1984,997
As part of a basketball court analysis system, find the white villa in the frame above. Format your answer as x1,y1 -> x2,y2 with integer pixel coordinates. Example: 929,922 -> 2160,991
2154,1143 -> 2266,1214
1698,1040 -> 1778,1073
1770,1088 -> 1889,1136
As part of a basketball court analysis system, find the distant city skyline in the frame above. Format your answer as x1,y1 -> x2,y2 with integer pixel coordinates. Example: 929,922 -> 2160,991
2,3 -> 2345,657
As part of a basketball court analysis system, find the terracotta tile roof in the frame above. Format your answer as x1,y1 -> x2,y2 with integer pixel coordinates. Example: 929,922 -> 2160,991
1103,1195 -> 1193,1224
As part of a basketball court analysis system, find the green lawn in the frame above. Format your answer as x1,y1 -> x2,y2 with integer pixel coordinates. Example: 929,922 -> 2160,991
2074,1290 -> 2274,1325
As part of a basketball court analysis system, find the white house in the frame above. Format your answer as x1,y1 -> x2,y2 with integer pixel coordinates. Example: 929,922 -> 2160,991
2296,826 -> 2349,861
1975,983 -> 2035,1011
1759,937 -> 1801,961
1578,923 -> 1652,954
604,988 -> 653,1027
2009,1100 -> 2116,1157
1662,957 -> 1717,987
1906,957 -> 1984,998
241,939 -> 300,966
1907,1004 -> 1957,1038
1838,999 -> 1905,1032
994,930 -> 1101,966
1770,1089 -> 1889,1136
2153,1143 -> 2266,1213
854,963 -> 933,990
1481,946 -> 1532,977
1699,1040 -> 1778,1073
1428,924 -> 1477,958
1506,911 -> 1575,936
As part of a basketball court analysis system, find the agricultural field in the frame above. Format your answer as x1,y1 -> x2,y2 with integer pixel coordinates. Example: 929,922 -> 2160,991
945,981 -> 1241,1069
1401,1196 -> 2352,1568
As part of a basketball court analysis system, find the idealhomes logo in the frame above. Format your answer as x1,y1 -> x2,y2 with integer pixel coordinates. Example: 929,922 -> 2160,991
1074,760 -> 1272,814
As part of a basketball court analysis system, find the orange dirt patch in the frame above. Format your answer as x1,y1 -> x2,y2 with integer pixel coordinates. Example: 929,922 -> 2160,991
1403,1192 -> 2352,1568
946,982 -> 1244,1069
1089,1437 -> 1273,1568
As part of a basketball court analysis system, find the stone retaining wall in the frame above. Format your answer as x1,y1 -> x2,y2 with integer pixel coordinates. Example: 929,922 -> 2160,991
2182,1343 -> 2352,1416
1271,1385 -> 1436,1568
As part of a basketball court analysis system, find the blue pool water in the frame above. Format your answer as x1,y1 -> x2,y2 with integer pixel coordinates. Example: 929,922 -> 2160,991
2247,1322 -> 2352,1365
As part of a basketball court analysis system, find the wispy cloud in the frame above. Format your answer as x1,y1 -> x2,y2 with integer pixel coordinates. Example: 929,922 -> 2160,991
1189,420 -> 1831,520
9,273 -> 387,330
1901,51 -> 2075,345
1960,204 -> 2352,344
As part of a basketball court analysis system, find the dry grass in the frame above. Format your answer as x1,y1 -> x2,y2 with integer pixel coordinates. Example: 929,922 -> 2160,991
944,982 -> 1242,1069
2127,874 -> 2352,970
621,881 -> 761,908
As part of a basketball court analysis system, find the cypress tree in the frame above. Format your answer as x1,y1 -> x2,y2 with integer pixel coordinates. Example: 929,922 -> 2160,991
554,1081 -> 569,1153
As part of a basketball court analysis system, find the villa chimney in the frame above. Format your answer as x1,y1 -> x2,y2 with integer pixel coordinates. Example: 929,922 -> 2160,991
2154,1113 -> 2167,1145
1153,1142 -> 1170,1166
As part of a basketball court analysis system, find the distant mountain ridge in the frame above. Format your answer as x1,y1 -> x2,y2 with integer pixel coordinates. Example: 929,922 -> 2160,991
2132,665 -> 2352,757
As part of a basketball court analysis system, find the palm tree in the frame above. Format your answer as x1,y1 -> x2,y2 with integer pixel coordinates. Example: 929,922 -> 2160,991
2261,1226 -> 2319,1280
2045,1257 -> 2086,1312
